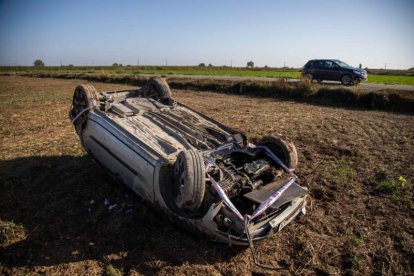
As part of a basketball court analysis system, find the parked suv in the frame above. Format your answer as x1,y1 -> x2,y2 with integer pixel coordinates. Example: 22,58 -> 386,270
301,59 -> 368,85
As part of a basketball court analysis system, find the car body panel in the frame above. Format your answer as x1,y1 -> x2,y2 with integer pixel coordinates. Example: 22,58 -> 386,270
71,81 -> 308,245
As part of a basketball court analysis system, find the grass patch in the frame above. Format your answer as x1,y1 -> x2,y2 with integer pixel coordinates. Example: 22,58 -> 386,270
347,254 -> 365,268
352,236 -> 365,246
106,263 -> 122,276
377,176 -> 413,209
368,75 -> 414,86
331,158 -> 357,184
0,220 -> 27,245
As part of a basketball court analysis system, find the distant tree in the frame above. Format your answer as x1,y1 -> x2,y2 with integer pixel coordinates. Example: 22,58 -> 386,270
118,64 -> 123,67
247,61 -> 254,68
408,67 -> 414,71
264,65 -> 269,69
198,63 -> 205,67
67,64 -> 74,67
33,59 -> 45,67
208,63 -> 213,67
112,63 -> 119,67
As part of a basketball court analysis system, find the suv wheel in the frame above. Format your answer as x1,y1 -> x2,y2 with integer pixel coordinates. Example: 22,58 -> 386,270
341,75 -> 353,86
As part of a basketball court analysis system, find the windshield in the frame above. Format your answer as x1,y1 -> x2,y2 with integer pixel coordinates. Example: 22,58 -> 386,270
334,60 -> 354,69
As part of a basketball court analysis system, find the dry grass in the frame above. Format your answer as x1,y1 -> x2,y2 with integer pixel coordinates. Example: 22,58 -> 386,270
3,72 -> 414,113
1,76 -> 413,275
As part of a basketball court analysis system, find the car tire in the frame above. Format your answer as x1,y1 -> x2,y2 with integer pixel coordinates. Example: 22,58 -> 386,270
70,84 -> 99,134
258,135 -> 298,169
148,77 -> 174,105
341,75 -> 353,86
173,149 -> 206,212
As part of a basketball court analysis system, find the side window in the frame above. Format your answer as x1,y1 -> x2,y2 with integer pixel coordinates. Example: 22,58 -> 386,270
314,61 -> 323,68
324,61 -> 334,69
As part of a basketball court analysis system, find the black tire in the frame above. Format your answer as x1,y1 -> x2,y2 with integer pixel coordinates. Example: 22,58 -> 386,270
147,77 -> 173,104
258,135 -> 298,169
173,149 -> 205,212
341,75 -> 353,86
70,84 -> 99,134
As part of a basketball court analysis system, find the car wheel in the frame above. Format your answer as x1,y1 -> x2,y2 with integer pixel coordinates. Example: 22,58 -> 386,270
70,84 -> 99,134
173,149 -> 205,212
258,135 -> 298,169
341,75 -> 353,86
147,77 -> 174,105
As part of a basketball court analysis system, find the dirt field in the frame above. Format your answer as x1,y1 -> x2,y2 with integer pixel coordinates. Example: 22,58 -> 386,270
1,76 -> 413,275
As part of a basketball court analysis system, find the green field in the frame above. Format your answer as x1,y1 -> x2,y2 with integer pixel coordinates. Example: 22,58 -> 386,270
1,66 -> 414,86
131,68 -> 301,78
366,75 -> 414,85
127,69 -> 414,85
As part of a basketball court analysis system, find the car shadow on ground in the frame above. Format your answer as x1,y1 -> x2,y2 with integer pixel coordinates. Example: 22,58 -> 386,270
0,155 -> 243,274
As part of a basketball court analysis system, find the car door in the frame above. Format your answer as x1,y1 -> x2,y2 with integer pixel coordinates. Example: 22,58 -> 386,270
330,61 -> 341,81
311,60 -> 323,79
322,60 -> 338,81
82,114 -> 157,202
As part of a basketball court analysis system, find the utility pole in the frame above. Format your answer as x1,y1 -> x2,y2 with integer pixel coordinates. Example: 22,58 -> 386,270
60,60 -> 62,66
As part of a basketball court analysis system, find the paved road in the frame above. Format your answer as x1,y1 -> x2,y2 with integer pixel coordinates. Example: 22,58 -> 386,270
137,73 -> 414,91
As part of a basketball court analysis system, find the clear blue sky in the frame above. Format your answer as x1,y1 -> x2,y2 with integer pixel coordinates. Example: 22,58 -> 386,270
0,0 -> 413,69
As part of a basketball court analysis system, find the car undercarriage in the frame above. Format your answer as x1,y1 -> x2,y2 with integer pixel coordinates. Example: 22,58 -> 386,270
70,77 -> 309,267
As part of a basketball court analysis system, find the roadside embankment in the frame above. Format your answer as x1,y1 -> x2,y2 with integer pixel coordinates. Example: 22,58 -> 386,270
3,72 -> 413,113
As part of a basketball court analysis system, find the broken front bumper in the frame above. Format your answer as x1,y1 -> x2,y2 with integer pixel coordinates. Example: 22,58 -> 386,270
201,144 -> 309,246
215,190 -> 307,245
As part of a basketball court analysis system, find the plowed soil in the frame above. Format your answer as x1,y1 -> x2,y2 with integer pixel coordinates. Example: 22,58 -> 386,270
1,76 -> 413,275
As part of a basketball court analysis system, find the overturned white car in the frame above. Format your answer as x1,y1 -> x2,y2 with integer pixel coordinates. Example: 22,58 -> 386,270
70,77 -> 308,246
